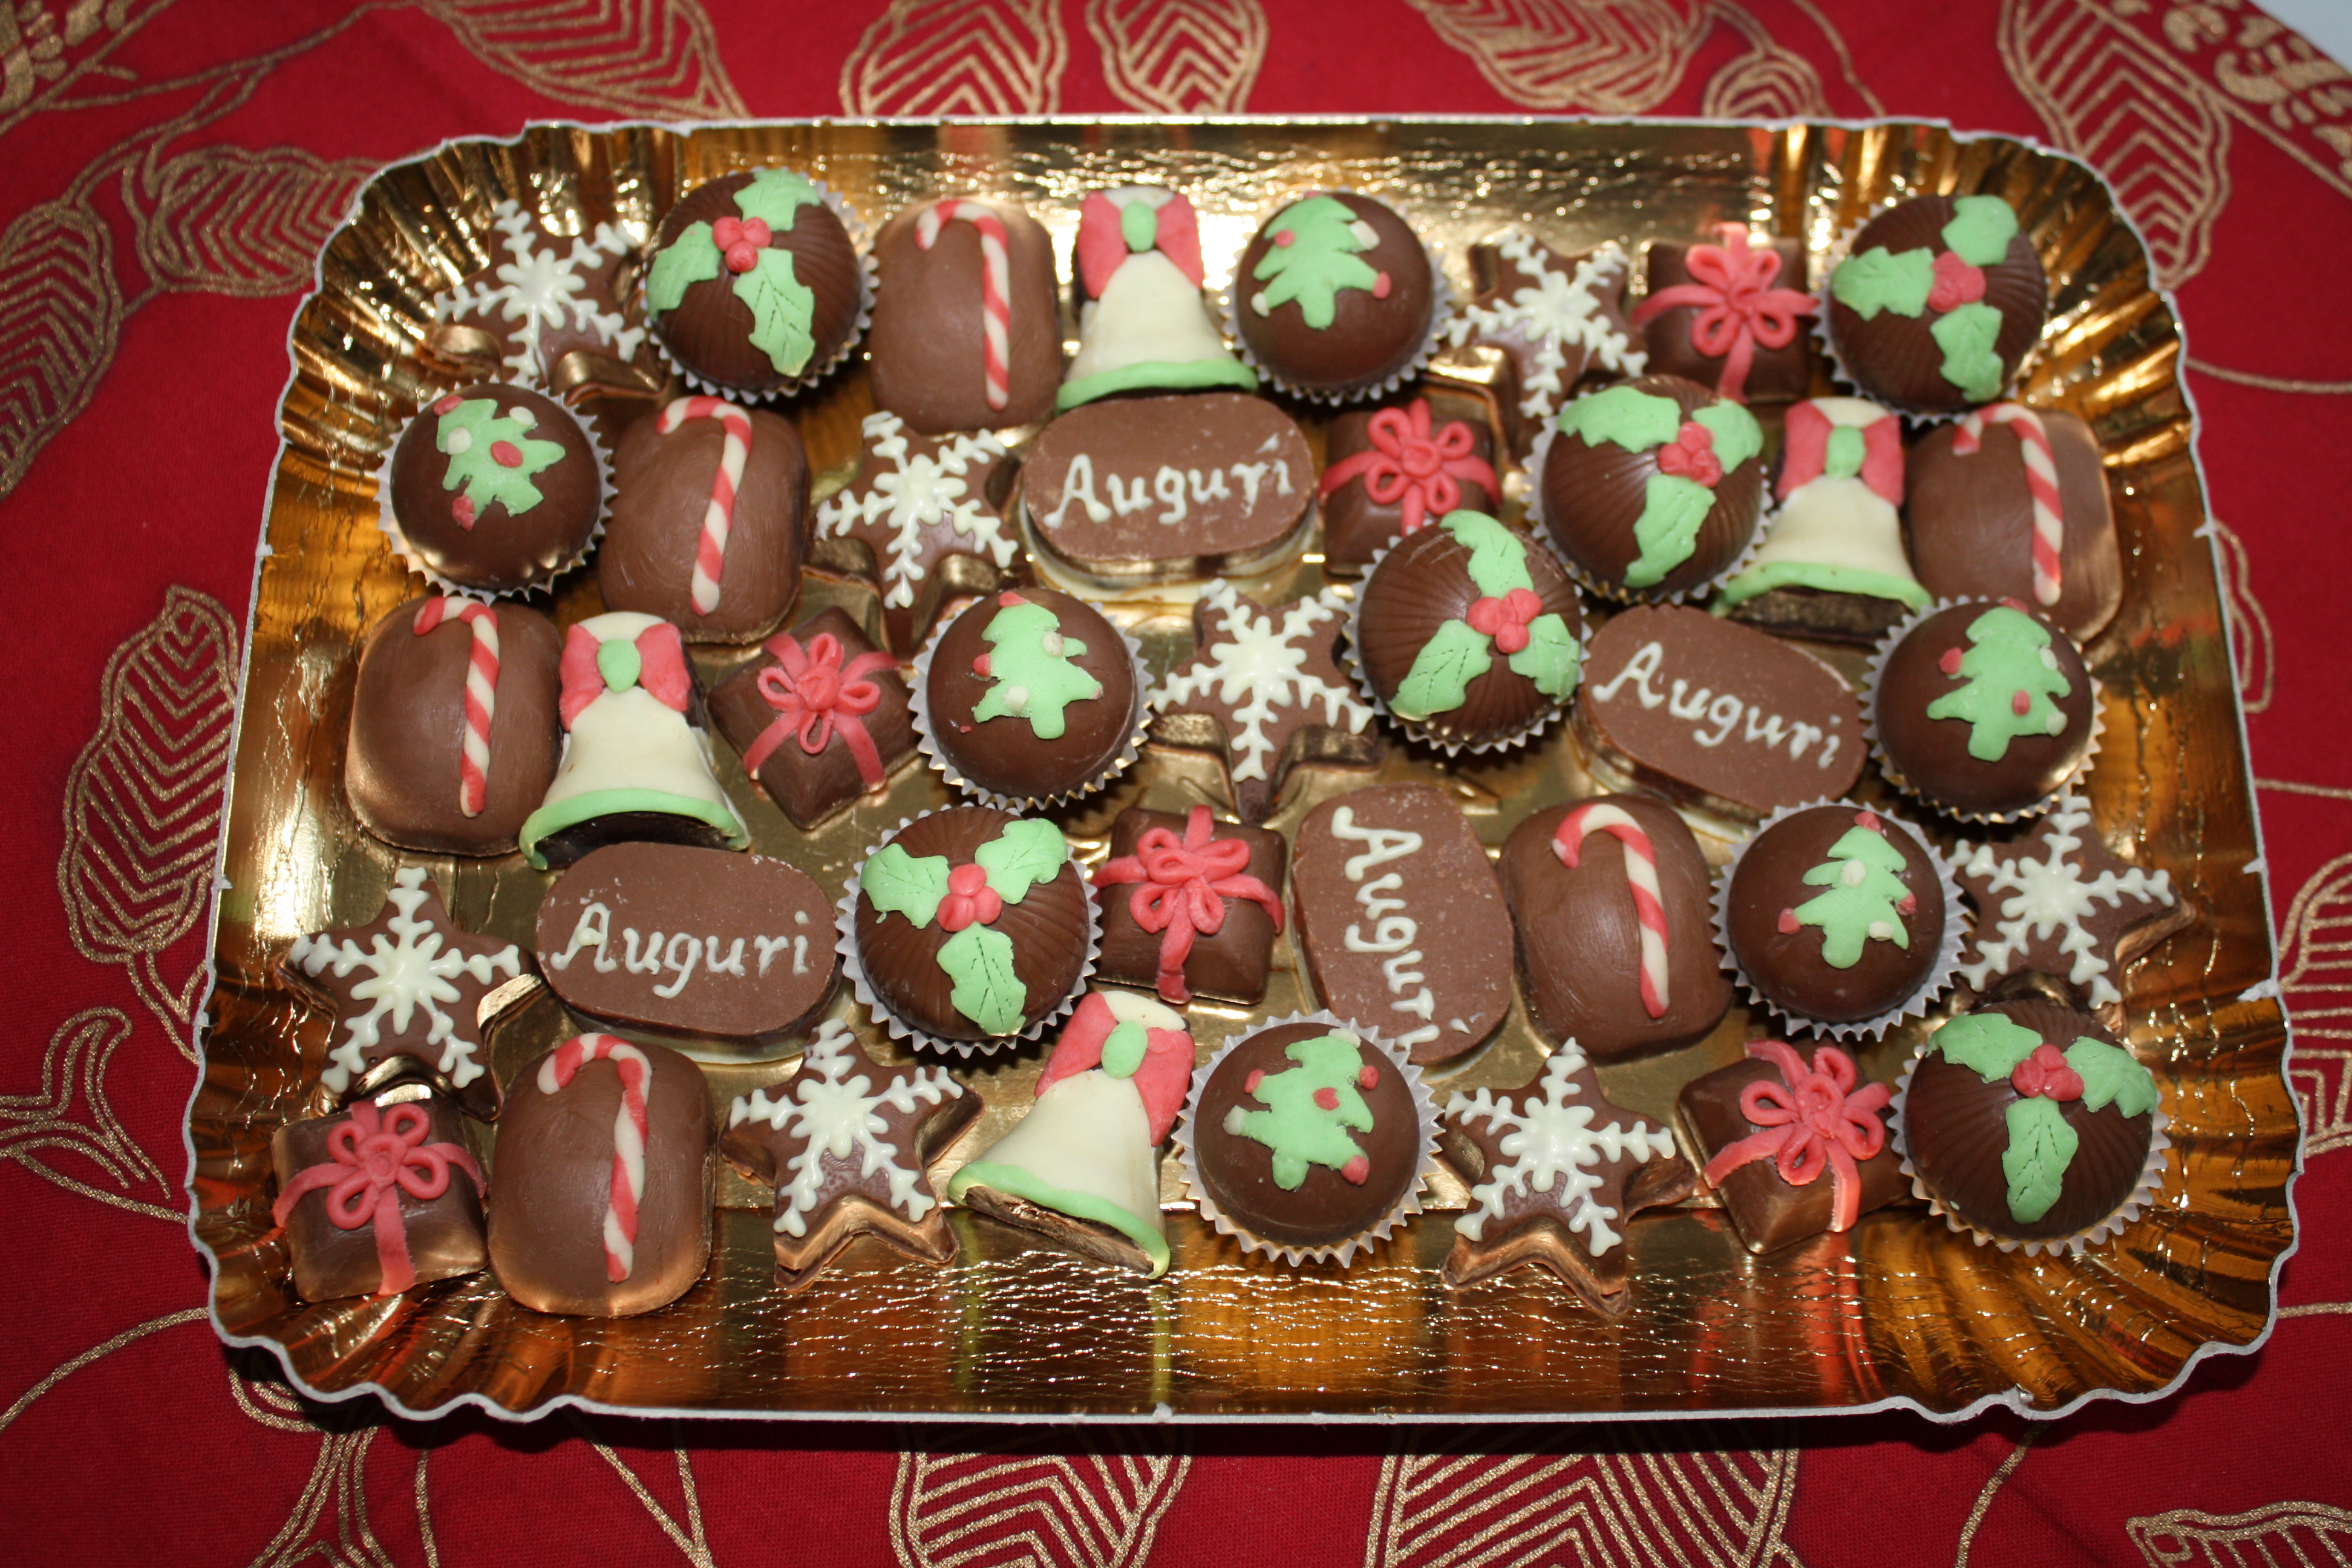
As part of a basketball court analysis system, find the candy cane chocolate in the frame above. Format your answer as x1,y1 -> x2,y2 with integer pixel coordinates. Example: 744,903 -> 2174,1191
867,196 -> 1062,433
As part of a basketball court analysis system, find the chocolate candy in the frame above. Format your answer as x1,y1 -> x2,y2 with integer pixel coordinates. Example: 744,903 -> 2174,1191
1575,605 -> 1864,825
1951,796 -> 2182,1011
1184,1020 -> 1428,1260
1633,228 -> 1815,403
920,587 -> 1141,805
645,169 -> 863,396
1022,393 -> 1312,585
849,806 -> 1091,1050
1233,192 -> 1435,399
387,382 -> 601,595
1499,797 -> 1731,1060
1092,805 -> 1285,1006
1722,803 -> 1949,1031
601,399 -> 809,644
271,1092 -> 486,1302
1352,509 -> 1583,750
1900,1000 -> 2160,1245
346,595 -> 562,857
431,200 -> 647,385
536,842 -> 838,1045
1448,232 -> 1641,449
1540,374 -> 1764,601
1826,194 -> 2046,415
1676,1040 -> 1904,1255
1906,405 -> 2120,643
1318,391 -> 1501,576
707,607 -> 917,829
1061,185 -> 1256,409
867,196 -> 1062,433
1292,784 -> 1512,1065
1873,600 -> 2095,818
487,1035 -> 714,1316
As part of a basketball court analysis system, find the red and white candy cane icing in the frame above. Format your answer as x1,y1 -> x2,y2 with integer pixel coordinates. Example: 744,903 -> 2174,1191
1951,403 -> 2063,607
655,396 -> 753,615
411,597 -> 500,817
535,1033 -> 652,1282
1553,803 -> 1671,1018
913,200 -> 1011,412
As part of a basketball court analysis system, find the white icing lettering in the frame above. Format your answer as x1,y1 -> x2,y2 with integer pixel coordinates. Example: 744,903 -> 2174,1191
1343,915 -> 1416,953
1042,452 -> 1112,526
1153,465 -> 1188,523
1043,452 -> 1308,529
653,931 -> 701,998
1590,639 -> 1844,770
1790,721 -> 1821,760
1667,679 -> 1711,721
1188,467 -> 1230,505
1694,691 -> 1743,748
546,903 -> 619,973
549,910 -> 802,1001
1106,471 -> 1153,515
705,937 -> 746,976
1589,640 -> 1666,706
1231,461 -> 1267,509
1330,806 -> 1423,880
755,935 -> 794,975
624,929 -> 667,975
1326,807 -> 1443,1041
1358,873 -> 1409,923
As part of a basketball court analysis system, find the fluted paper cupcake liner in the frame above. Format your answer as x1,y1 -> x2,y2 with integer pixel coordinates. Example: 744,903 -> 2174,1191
1223,195 -> 1455,407
1522,416 -> 1768,608
1174,1008 -> 1440,1269
1711,797 -> 1970,1043
373,396 -> 612,601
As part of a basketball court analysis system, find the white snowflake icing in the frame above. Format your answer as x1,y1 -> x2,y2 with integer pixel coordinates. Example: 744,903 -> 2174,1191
287,869 -> 520,1093
727,1019 -> 962,1236
1449,232 -> 1645,423
1445,1044 -> 1675,1256
1954,797 -> 2175,1009
434,201 -> 647,382
1159,583 -> 1371,785
814,411 -> 1016,610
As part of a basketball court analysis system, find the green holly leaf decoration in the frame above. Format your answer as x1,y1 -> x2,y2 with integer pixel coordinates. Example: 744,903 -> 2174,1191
2065,1037 -> 2160,1117
1691,400 -> 1763,472
861,843 -> 952,927
435,397 -> 568,520
1394,618 -> 1492,720
1248,195 -> 1380,330
1933,1010 -> 2044,1082
647,221 -> 723,314
1508,613 -> 1581,699
1931,302 -> 2007,402
736,246 -> 817,376
970,598 -> 1103,740
1623,474 -> 1713,589
1831,246 -> 1935,320
1940,195 -> 2020,268
1440,510 -> 1536,597
734,167 -> 824,232
973,817 -> 1070,904
939,923 -> 1025,1036
2002,1093 -> 2079,1224
1555,384 -> 1682,452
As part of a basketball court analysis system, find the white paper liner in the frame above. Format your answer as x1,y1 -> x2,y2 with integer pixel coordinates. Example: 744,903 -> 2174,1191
906,599 -> 1154,811
834,809 -> 1100,1059
1173,1008 -> 1442,1269
1861,596 -> 2105,825
1222,192 -> 1455,407
1522,413 -> 1768,607
1339,534 -> 1587,758
1889,1029 -> 2172,1258
1711,797 -> 1970,1042
373,390 -> 613,601
1813,205 -> 2035,429
641,174 -> 875,403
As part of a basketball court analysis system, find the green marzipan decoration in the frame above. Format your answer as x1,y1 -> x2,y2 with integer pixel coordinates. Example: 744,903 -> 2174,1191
1120,199 -> 1157,252
866,820 -> 1070,1036
1925,604 -> 2071,762
1443,509 -> 1536,597
738,248 -> 817,376
1941,195 -> 2020,268
1824,425 -> 1867,479
1509,616 -> 1581,699
1055,356 -> 1258,410
972,818 -> 1070,903
1714,560 -> 1933,611
1624,474 -> 1713,589
1831,246 -> 1934,319
946,1160 -> 1172,1276
970,599 -> 1103,740
1792,823 -> 1914,968
1691,401 -> 1763,472
1102,1019 -> 1148,1079
646,222 -> 722,314
517,788 -> 747,871
1394,621 -> 1495,720
1249,196 -> 1380,330
938,923 -> 1024,1034
1394,512 -> 1578,717
436,398 -> 567,517
734,167 -> 824,232
645,169 -> 825,374
596,638 -> 641,694
1554,384 -> 1682,451
1931,303 -> 2007,402
1933,1010 -> 2043,1080
2066,1036 -> 2159,1117
2002,1094 -> 2077,1224
1220,1031 -> 1376,1191
861,843 -> 952,927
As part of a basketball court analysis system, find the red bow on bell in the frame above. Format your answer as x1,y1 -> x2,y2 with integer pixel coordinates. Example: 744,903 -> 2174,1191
1075,189 -> 1206,297
1092,805 -> 1284,1004
1316,399 -> 1500,536
558,621 -> 693,729
271,1102 -> 484,1296
1777,400 -> 1904,504
739,630 -> 897,785
1630,225 -> 1818,402
1700,1040 -> 1890,1233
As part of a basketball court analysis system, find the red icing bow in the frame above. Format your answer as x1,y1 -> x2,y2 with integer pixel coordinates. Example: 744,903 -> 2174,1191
1074,189 -> 1206,296
739,630 -> 896,786
2010,1043 -> 2083,1102
1629,225 -> 1817,402
711,215 -> 771,274
1465,587 -> 1546,654
1655,420 -> 1722,487
1928,250 -> 1986,313
1777,400 -> 1904,503
558,622 -> 693,729
1700,1040 -> 1890,1233
1316,400 -> 1499,537
1091,804 -> 1284,1004
270,1102 -> 483,1296
937,862 -> 1003,932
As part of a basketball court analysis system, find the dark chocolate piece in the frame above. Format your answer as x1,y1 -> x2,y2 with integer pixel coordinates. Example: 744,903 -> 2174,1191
867,196 -> 1062,433
645,169 -> 862,396
1826,194 -> 2046,416
1950,796 -> 2184,1011
1874,599 -> 2095,818
271,1093 -> 486,1302
1092,805 -> 1285,1005
1447,232 -> 1641,449
1233,193 -> 1434,397
920,587 -> 1139,803
1318,391 -> 1501,577
601,400 -> 809,644
1541,374 -> 1764,600
1722,803 -> 1949,1028
387,382 -> 601,595
1635,229 -> 1815,403
1676,1040 -> 1905,1255
706,606 -> 917,829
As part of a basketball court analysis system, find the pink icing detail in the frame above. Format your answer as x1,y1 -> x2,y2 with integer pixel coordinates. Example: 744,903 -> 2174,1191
1628,224 -> 1818,401
1244,1069 -> 1266,1095
1373,272 -> 1391,299
1091,804 -> 1284,1004
1316,399 -> 1498,536
490,440 -> 523,468
411,598 -> 501,818
1465,587 -> 1545,655
1340,1155 -> 1371,1185
1032,991 -> 1194,1142
1928,250 -> 1986,312
1553,802 -> 1673,1019
739,630 -> 894,786
913,200 -> 1013,411
1653,420 -> 1722,486
1777,908 -> 1800,934
536,1035 -> 651,1282
1939,647 -> 1964,676
712,214 -> 771,275
1700,1040 -> 1890,1232
1775,400 -> 1904,504
450,494 -> 478,531
937,861 -> 1003,933
1855,809 -> 1881,830
557,622 -> 693,729
655,396 -> 754,616
1274,229 -> 1295,248
1314,1086 -> 1340,1111
433,394 -> 463,415
1952,404 -> 2066,607
2011,1042 -> 2085,1102
272,1100 -> 483,1296
1357,1065 -> 1379,1089
1897,892 -> 1918,916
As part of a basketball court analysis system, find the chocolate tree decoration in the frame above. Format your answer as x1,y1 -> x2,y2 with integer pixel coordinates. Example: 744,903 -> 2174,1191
1248,195 -> 1383,327
812,411 -> 1019,655
1792,817 -> 1917,968
1449,231 -> 1644,443
972,595 -> 1101,737
1925,603 -> 2073,760
435,394 -> 570,528
1952,796 -> 2180,1010
1225,1029 -> 1382,1189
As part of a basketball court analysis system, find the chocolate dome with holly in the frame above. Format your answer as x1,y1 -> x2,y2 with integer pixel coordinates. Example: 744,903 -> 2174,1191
645,168 -> 863,396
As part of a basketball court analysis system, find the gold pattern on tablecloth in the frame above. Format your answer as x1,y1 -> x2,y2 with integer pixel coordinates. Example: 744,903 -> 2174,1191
2126,1501 -> 2352,1567
1405,0 -> 1708,111
2186,358 -> 2352,394
418,0 -> 746,119
840,0 -> 1070,114
132,145 -> 377,297
0,1307 -> 208,1435
1085,0 -> 1264,114
2279,1301 -> 2352,1317
1362,1427 -> 1803,1567
890,1434 -> 1189,1568
565,1413 -> 716,1566
2210,520 -> 2273,714
0,1007 -> 176,1221
1951,1432 -> 2038,1568
0,192 -> 121,499
2282,852 -> 2352,1159
1702,0 -> 1830,119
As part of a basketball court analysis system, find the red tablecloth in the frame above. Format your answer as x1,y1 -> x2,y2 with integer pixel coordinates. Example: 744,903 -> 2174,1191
5,2 -> 2348,1563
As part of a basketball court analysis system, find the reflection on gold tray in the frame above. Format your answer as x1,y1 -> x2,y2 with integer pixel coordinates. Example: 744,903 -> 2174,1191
191,118 -> 2293,1423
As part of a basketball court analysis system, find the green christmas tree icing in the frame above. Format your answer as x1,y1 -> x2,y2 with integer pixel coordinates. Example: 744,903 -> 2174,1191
861,819 -> 1071,1036
1394,511 -> 1578,720
435,397 -> 569,518
1930,303 -> 2005,401
1925,604 -> 2073,761
970,598 -> 1104,740
1221,1031 -> 1377,1190
645,169 -> 825,376
1831,246 -> 1935,319
1940,195 -> 2020,267
1249,196 -> 1381,330
1792,819 -> 1915,968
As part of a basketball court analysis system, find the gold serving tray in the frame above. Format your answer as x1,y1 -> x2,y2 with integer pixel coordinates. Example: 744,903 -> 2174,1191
192,118 -> 2293,1424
